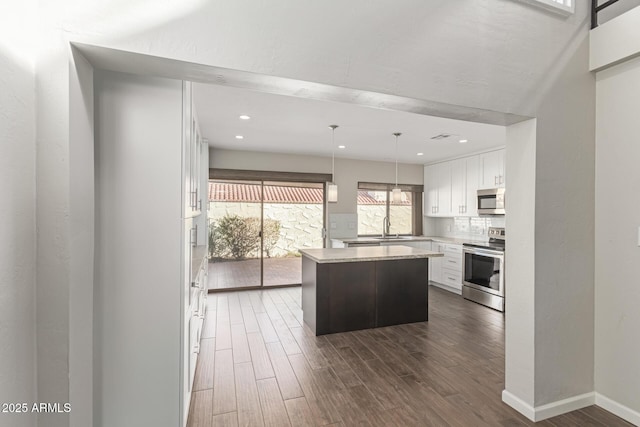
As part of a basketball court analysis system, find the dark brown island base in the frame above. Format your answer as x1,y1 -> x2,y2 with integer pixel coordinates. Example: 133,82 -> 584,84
299,245 -> 444,336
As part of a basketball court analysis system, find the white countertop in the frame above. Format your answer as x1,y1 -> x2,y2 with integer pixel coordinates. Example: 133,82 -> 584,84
334,235 -> 489,246
422,236 -> 490,245
299,245 -> 444,264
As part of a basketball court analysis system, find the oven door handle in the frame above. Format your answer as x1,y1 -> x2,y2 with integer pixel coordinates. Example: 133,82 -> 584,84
464,248 -> 503,258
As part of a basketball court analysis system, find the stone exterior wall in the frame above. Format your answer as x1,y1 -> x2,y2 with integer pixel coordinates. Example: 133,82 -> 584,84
209,202 -> 323,257
357,205 -> 412,235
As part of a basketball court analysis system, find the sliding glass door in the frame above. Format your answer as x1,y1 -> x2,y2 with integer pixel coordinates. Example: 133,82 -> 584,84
208,180 -> 263,290
208,179 -> 325,291
262,181 -> 324,287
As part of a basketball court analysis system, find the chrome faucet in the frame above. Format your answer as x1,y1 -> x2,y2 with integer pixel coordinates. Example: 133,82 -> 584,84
382,216 -> 391,238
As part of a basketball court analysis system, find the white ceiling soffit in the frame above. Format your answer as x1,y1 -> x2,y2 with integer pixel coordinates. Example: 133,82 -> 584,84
73,43 -> 529,127
74,43 -> 518,163
193,82 -> 506,165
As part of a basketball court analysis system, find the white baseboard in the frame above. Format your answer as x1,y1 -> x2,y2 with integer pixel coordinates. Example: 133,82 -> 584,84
502,390 -> 595,422
429,281 -> 462,295
595,393 -> 640,426
502,390 -> 536,421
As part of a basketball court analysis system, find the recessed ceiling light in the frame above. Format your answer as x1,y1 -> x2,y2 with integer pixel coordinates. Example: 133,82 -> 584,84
459,139 -> 468,143
235,135 -> 244,140
338,145 -> 346,149
417,152 -> 424,156
239,115 -> 251,120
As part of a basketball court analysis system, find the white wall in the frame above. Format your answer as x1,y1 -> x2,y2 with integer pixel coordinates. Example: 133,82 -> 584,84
35,26 -> 73,427
532,31 -> 595,409
0,2 -> 37,427
596,0 -> 640,26
591,5 -> 640,70
20,0 -> 600,424
594,55 -> 640,422
210,148 -> 425,217
502,21 -> 596,420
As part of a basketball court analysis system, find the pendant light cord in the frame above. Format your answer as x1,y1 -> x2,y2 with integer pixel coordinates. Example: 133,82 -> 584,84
395,136 -> 398,186
393,132 -> 401,187
330,125 -> 338,182
332,135 -> 335,182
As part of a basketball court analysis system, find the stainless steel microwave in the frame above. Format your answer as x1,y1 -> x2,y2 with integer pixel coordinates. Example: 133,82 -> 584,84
477,188 -> 505,215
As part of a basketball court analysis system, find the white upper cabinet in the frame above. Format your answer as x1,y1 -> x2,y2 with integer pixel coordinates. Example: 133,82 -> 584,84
451,155 -> 479,217
478,149 -> 505,189
450,158 -> 466,217
183,82 -> 204,218
424,161 -> 452,217
424,165 -> 436,216
425,155 -> 479,217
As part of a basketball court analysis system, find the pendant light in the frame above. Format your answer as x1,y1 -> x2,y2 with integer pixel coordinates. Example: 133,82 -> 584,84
327,125 -> 339,203
392,132 -> 402,203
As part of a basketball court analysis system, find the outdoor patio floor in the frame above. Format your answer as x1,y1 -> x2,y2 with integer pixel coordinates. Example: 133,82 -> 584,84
209,257 -> 302,290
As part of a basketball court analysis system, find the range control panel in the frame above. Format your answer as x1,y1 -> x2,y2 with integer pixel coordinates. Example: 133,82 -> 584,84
488,227 -> 505,241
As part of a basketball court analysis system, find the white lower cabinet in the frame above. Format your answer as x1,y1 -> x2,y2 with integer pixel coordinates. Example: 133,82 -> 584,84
377,240 -> 463,292
429,242 -> 463,294
430,242 -> 444,284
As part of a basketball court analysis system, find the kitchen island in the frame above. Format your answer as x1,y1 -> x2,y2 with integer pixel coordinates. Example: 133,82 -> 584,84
299,245 -> 443,335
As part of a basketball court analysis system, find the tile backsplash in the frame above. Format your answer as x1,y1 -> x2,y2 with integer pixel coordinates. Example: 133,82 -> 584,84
424,216 -> 505,240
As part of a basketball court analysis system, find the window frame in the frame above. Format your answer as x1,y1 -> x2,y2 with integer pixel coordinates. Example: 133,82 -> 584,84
356,182 -> 423,237
516,0 -> 574,16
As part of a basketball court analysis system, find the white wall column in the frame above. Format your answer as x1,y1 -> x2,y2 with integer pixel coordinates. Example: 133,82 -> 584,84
592,6 -> 640,424
503,29 -> 596,421
503,119 -> 537,415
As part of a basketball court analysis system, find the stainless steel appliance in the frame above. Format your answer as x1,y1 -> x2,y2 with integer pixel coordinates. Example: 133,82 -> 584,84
477,188 -> 505,215
462,227 -> 505,311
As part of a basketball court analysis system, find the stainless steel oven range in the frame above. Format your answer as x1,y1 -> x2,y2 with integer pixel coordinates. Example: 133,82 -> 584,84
462,227 -> 505,312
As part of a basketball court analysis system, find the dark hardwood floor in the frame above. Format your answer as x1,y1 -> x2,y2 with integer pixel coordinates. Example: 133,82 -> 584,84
187,286 -> 631,427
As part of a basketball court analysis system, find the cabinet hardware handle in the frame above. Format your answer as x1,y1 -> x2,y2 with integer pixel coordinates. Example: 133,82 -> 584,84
447,259 -> 456,263
494,176 -> 498,185
190,226 -> 197,247
191,191 -> 198,208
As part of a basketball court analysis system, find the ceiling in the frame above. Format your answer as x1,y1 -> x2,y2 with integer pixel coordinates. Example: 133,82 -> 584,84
193,82 -> 506,165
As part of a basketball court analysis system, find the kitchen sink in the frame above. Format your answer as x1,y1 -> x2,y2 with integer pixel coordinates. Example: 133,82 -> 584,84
373,236 -> 412,241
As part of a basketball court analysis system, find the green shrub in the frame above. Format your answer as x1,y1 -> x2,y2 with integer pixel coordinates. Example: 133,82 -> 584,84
208,221 -> 222,258
262,218 -> 281,258
216,214 -> 260,260
209,214 -> 282,260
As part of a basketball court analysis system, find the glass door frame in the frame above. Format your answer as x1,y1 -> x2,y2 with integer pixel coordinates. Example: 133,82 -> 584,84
208,169 -> 331,293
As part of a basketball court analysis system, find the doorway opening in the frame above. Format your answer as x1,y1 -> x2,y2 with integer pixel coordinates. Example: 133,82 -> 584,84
208,177 -> 326,291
